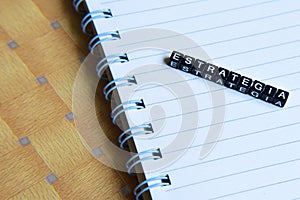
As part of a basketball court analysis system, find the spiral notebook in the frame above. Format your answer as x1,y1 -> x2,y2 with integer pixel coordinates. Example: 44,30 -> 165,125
73,0 -> 300,199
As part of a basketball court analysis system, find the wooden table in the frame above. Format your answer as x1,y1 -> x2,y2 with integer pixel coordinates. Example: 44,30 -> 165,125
0,0 -> 136,199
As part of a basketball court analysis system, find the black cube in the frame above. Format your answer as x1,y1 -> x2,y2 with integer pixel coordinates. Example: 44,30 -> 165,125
202,64 -> 219,82
168,51 -> 184,69
180,55 -> 196,73
213,67 -> 230,86
248,80 -> 265,99
191,59 -> 206,77
225,71 -> 241,90
272,89 -> 289,107
237,76 -> 253,94
260,85 -> 278,103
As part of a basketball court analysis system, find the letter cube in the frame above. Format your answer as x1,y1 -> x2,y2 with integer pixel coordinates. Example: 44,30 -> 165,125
237,76 -> 253,94
248,80 -> 265,99
213,67 -> 230,86
260,85 -> 278,103
191,59 -> 206,77
225,71 -> 241,90
202,64 -> 218,82
180,55 -> 195,73
168,51 -> 184,69
272,89 -> 289,108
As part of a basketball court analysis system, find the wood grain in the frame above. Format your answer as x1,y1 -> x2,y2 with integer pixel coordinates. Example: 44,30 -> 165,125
60,15 -> 91,54
15,29 -> 83,77
8,180 -> 62,200
29,119 -> 94,177
0,0 -> 52,44
0,145 -> 52,199
0,0 -> 136,199
0,117 -> 18,157
0,49 -> 37,103
0,27 -> 11,47
53,160 -> 124,200
32,0 -> 72,21
0,84 -> 70,137
47,62 -> 80,109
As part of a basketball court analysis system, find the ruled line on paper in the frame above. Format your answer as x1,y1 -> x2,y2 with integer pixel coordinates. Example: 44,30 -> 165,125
163,121 -> 300,156
130,36 -> 300,63
199,24 -> 300,48
119,8 -> 300,46
115,0 -> 207,17
213,39 -> 300,60
162,129 -> 300,173
209,178 -> 300,200
141,71 -> 300,107
152,103 -> 300,139
119,0 -> 279,32
119,22 -> 300,77
136,73 -> 300,115
101,0 -> 125,5
132,54 -> 300,77
145,82 -> 295,109
137,68 -> 300,95
86,0 -> 300,198
235,54 -> 300,71
167,159 -> 300,192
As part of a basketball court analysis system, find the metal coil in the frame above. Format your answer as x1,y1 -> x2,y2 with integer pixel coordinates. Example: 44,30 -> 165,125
88,31 -> 120,55
96,53 -> 129,78
110,100 -> 145,124
134,175 -> 171,200
118,123 -> 153,150
73,0 -> 85,14
103,76 -> 136,100
81,9 -> 113,34
126,148 -> 162,175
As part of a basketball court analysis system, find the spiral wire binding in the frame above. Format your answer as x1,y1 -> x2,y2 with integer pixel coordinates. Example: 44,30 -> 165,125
126,148 -> 162,175
73,0 -> 86,14
96,53 -> 129,78
89,31 -> 121,54
118,123 -> 153,150
103,76 -> 137,100
134,175 -> 171,200
73,3 -> 171,199
110,100 -> 145,124
81,9 -> 113,35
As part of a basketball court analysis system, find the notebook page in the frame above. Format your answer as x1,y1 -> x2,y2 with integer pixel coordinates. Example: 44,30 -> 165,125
85,0 -> 300,199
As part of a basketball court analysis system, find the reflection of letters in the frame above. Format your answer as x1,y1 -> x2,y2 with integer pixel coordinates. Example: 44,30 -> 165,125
251,91 -> 260,98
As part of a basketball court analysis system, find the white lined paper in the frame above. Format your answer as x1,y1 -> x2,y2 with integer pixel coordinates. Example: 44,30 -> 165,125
85,0 -> 300,199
